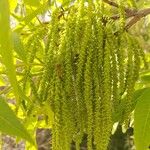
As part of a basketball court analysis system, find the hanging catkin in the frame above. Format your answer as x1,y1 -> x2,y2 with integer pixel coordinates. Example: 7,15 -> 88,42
39,8 -> 60,103
93,3 -> 104,149
75,0 -> 90,144
59,7 -> 77,150
82,1 -> 95,149
33,1 -> 147,150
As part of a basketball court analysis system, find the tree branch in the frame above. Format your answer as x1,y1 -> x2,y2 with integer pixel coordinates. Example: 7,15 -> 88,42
103,0 -> 119,8
125,8 -> 150,29
111,8 -> 150,29
103,0 -> 137,15
103,0 -> 150,30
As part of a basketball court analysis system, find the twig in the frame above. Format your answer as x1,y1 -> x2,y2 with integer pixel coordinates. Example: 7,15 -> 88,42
103,0 -> 137,14
125,8 -> 150,29
111,10 -> 137,20
103,0 -> 119,8
103,0 -> 150,29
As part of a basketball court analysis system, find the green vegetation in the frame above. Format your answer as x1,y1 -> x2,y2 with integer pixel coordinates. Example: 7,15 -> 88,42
0,0 -> 150,150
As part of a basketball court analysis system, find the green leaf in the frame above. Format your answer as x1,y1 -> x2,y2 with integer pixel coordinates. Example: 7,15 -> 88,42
0,97 -> 35,145
22,2 -> 49,25
113,88 -> 148,123
0,0 -> 20,102
134,87 -> 150,150
0,0 -> 29,106
12,32 -> 27,63
24,0 -> 40,7
141,75 -> 150,83
14,1 -> 50,31
131,88 -> 149,108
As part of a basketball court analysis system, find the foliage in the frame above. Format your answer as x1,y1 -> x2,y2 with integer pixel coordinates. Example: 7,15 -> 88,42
0,0 -> 150,150
134,88 -> 150,150
0,97 -> 34,145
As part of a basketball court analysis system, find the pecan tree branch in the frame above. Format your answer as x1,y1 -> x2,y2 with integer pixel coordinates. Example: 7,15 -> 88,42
103,0 -> 137,14
103,0 -> 119,8
125,8 -> 150,29
103,0 -> 150,30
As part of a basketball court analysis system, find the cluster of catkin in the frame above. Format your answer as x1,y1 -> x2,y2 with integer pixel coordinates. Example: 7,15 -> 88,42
28,1 -> 146,150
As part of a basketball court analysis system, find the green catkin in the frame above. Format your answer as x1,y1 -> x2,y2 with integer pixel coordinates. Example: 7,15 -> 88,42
110,35 -> 119,110
39,30 -> 52,102
100,33 -> 113,150
23,36 -> 40,101
84,50 -> 93,150
36,1 -> 146,150
117,1 -> 126,97
117,37 -> 126,96
75,0 -> 89,144
131,38 -> 141,83
139,46 -> 148,69
123,34 -> 134,123
83,1 -> 94,149
74,3 -> 86,146
93,2 -> 104,149
122,35 -> 141,123
40,9 -> 60,103
96,4 -> 113,149
84,24 -> 93,150
23,35 -> 36,92
52,73 -> 63,150
44,10 -> 62,150
58,8 -> 77,150
130,38 -> 141,110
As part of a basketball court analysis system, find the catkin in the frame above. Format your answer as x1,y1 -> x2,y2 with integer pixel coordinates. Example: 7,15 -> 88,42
32,1 -> 146,150
92,5 -> 103,149
39,8 -> 60,103
75,0 -> 90,143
